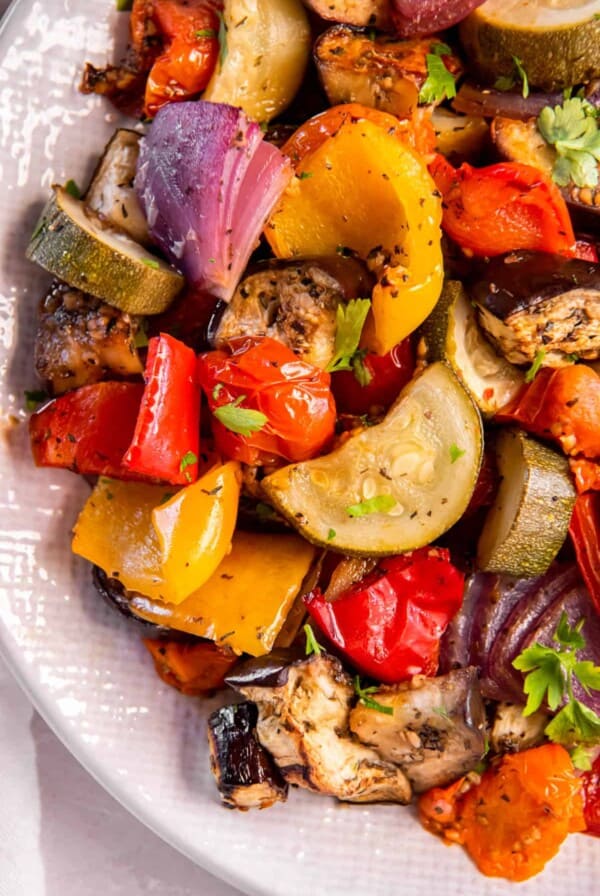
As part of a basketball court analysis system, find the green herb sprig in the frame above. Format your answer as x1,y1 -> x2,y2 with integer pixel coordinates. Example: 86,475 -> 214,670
326,299 -> 371,375
419,43 -> 457,105
538,97 -> 600,188
354,676 -> 394,716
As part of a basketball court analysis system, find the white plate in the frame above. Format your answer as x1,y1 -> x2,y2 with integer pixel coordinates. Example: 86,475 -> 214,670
0,2 -> 598,893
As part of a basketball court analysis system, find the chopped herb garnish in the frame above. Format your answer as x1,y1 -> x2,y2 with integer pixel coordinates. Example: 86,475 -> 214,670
179,451 -> 198,476
496,56 -> 529,98
115,0 -> 133,11
449,443 -> 465,463
570,743 -> 593,771
133,320 -> 149,349
513,612 -> 600,749
525,349 -> 546,383
304,623 -> 323,657
346,494 -> 397,517
326,299 -> 371,374
64,178 -> 81,199
195,28 -> 217,38
24,389 -> 48,410
354,676 -> 394,715
327,528 -> 336,541
213,395 -> 267,436
419,43 -> 456,105
565,353 -> 580,363
217,10 -> 228,68
143,258 -> 160,269
297,171 -> 313,180
513,56 -> 529,99
352,349 -> 372,387
538,97 -> 600,188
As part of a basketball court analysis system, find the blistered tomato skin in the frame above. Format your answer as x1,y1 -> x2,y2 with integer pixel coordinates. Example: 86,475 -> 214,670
331,339 -> 414,416
197,336 -> 336,466
581,751 -> 600,836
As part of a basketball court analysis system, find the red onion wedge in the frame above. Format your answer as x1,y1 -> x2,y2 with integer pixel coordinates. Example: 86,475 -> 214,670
391,0 -> 485,37
135,101 -> 293,303
452,82 -> 564,121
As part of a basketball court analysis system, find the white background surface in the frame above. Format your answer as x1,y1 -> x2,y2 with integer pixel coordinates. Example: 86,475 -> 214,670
0,0 -> 241,892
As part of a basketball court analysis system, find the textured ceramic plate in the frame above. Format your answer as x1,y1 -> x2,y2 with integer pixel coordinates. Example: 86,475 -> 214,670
0,1 -> 598,893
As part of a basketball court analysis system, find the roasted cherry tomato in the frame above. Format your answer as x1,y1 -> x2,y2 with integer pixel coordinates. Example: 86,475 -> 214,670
304,547 -> 464,683
123,333 -> 201,485
131,0 -> 221,116
581,751 -> 600,837
197,336 -> 336,466
429,154 -> 576,257
331,339 -> 414,416
29,382 -> 144,478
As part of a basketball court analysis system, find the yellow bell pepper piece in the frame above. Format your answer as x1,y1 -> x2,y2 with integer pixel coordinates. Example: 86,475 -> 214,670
151,461 -> 240,604
129,530 -> 316,656
265,118 -> 443,354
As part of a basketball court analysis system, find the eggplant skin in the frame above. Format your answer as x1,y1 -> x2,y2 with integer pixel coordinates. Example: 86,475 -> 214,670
234,653 -> 412,804
208,702 -> 288,811
35,280 -> 143,395
92,567 -> 190,640
469,251 -> 600,365
349,667 -> 487,792
315,25 -> 462,118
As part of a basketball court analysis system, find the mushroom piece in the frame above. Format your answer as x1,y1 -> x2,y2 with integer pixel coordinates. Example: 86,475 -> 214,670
349,667 -> 487,792
489,701 -> 549,755
35,280 -> 143,395
212,256 -> 373,370
227,653 -> 412,804
208,702 -> 288,810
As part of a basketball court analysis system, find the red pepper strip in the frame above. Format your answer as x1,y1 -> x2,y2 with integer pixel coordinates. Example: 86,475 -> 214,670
429,154 -> 575,257
123,333 -> 201,485
304,547 -> 464,684
581,752 -> 600,837
331,339 -> 414,417
569,493 -> 600,615
29,382 -> 144,478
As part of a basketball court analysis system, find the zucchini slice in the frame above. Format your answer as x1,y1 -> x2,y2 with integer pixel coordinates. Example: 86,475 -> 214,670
262,362 -> 483,556
27,186 -> 183,314
420,280 -> 524,417
477,428 -> 576,577
86,129 -> 150,246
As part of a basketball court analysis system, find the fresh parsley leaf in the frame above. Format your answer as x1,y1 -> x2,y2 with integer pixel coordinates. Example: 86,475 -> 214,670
326,299 -> 371,374
419,46 -> 457,105
545,699 -> 600,744
346,494 -> 397,517
212,383 -> 224,401
554,612 -> 585,651
24,389 -> 48,410
142,258 -> 160,270
195,28 -> 217,38
64,178 -> 81,199
574,660 -> 600,692
494,74 -> 516,92
179,451 -> 197,478
538,97 -> 600,188
524,349 -> 546,383
304,623 -> 323,657
513,644 -> 565,713
352,350 -> 372,387
449,443 -> 465,463
213,395 -> 267,436
297,171 -> 313,180
354,676 -> 394,715
513,56 -> 529,99
327,528 -> 336,541
570,743 -> 593,771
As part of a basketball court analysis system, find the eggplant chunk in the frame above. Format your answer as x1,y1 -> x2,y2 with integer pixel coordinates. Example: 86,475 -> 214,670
35,280 -> 143,395
230,654 -> 412,803
303,0 -> 392,29
349,667 -> 486,792
214,257 -> 372,369
489,701 -> 549,755
208,702 -> 288,810
469,251 -> 600,365
315,25 -> 463,117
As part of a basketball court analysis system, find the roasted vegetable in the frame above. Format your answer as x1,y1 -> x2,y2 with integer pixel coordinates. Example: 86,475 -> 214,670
208,702 -> 289,810
213,257 -> 372,369
144,638 -> 237,695
349,667 -> 486,791
229,653 -> 412,803
34,281 -> 143,396
477,429 -> 576,577
314,26 -> 462,118
489,701 -> 548,755
431,107 -> 488,163
302,0 -> 392,29
469,251 -> 600,366
27,186 -> 184,315
392,0 -> 486,38
262,362 -> 483,556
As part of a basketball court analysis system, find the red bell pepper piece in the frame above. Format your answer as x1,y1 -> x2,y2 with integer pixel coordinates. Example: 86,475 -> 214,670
581,752 -> 600,837
304,547 -> 464,684
569,492 -> 600,615
29,382 -> 144,478
429,154 -> 575,257
331,339 -> 414,416
569,458 -> 600,494
574,239 -> 599,263
123,333 -> 201,485
197,336 -> 336,466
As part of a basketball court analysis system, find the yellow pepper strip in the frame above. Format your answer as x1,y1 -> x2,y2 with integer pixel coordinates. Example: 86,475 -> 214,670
265,118 -> 443,354
72,478 -> 171,602
152,461 -> 241,605
129,531 -> 316,656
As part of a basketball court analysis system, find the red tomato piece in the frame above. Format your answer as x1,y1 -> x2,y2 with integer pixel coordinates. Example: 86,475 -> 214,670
29,382 -> 144,478
429,154 -> 575,257
331,339 -> 414,416
197,336 -> 336,466
569,492 -> 600,615
581,752 -> 600,837
304,547 -> 464,684
123,333 -> 201,485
